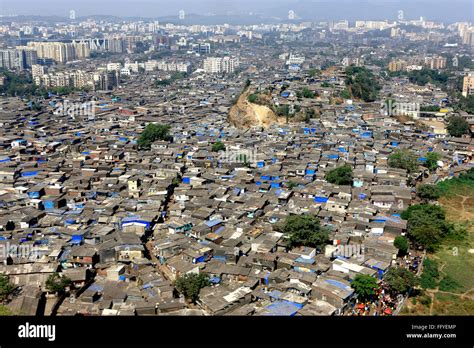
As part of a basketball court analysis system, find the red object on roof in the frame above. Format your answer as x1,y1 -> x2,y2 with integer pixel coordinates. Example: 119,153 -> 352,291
358,303 -> 365,309
384,308 -> 392,315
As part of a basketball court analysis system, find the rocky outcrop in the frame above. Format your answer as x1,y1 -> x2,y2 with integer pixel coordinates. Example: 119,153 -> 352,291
228,91 -> 281,129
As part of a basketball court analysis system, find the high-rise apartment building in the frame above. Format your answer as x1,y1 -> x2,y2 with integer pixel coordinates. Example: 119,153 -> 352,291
462,72 -> 474,97
203,56 -> 238,74
0,49 -> 18,70
424,56 -> 447,70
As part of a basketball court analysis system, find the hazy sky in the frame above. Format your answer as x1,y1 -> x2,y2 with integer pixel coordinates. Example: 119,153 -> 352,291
0,0 -> 472,22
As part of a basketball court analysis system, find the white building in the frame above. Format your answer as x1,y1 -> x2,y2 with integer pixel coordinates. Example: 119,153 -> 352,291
203,56 -> 238,74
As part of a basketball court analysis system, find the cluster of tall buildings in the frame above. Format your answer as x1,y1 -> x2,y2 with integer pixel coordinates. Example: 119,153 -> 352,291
424,56 -> 447,70
0,41 -> 91,70
203,56 -> 239,74
144,60 -> 191,73
0,47 -> 38,70
31,63 -> 117,91
27,42 -> 90,64
387,56 -> 446,72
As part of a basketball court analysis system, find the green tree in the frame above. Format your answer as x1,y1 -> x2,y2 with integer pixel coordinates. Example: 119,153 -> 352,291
0,275 -> 15,302
455,95 -> 474,114
45,273 -> 71,293
393,236 -> 409,255
384,267 -> 418,294
174,273 -> 210,302
344,66 -> 381,102
388,149 -> 419,173
446,115 -> 469,137
325,165 -> 353,185
407,69 -> 449,87
438,275 -> 460,292
247,93 -> 258,103
351,274 -> 378,301
425,152 -> 441,171
211,141 -> 225,152
401,204 -> 452,251
138,123 -> 171,149
340,88 -> 351,99
280,215 -> 329,248
417,184 -> 441,201
419,258 -> 439,289
302,87 -> 315,98
286,181 -> 299,189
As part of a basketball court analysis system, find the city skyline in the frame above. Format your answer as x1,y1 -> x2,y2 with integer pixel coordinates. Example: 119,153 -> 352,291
0,0 -> 473,23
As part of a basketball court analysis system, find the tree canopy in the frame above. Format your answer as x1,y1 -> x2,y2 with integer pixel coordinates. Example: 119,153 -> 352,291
425,152 -> 441,171
280,215 -> 329,248
325,165 -> 353,185
417,184 -> 441,201
407,68 -> 449,87
0,275 -> 14,302
419,258 -> 439,289
384,267 -> 418,294
446,115 -> 469,137
174,273 -> 210,302
351,274 -> 378,301
455,95 -> 474,114
388,149 -> 418,173
45,273 -> 71,293
211,141 -> 225,152
401,204 -> 452,251
393,236 -> 409,255
344,66 -> 381,102
137,123 -> 171,149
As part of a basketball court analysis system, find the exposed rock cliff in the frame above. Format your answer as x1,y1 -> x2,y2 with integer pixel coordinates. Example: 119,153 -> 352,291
228,91 -> 281,129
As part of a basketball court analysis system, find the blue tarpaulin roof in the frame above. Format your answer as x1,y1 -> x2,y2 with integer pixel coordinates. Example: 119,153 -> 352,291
263,300 -> 303,316
205,219 -> 222,227
325,279 -> 351,291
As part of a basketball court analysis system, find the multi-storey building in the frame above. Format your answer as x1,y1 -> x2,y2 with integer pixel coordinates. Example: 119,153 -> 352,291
203,56 -> 238,74
462,72 -> 474,97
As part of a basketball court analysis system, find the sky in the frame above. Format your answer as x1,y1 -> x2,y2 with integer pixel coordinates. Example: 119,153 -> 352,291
0,0 -> 472,23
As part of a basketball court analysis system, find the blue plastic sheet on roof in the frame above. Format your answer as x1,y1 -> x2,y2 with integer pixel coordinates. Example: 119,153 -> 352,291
0,158 -> 11,163
325,279 -> 350,290
22,171 -> 38,177
314,197 -> 328,203
418,157 -> 427,162
359,193 -> 367,199
205,219 -> 222,228
212,255 -> 226,262
264,301 -> 303,316
202,275 -> 218,284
